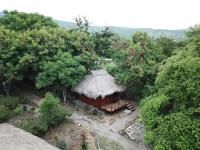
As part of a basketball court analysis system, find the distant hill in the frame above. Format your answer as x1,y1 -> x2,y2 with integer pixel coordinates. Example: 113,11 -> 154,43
0,11 -> 185,39
55,19 -> 186,39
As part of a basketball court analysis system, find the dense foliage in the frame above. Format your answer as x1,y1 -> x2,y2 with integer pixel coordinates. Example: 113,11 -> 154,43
36,51 -> 86,102
0,10 -> 58,31
17,93 -> 71,136
140,25 -> 200,149
17,117 -> 48,136
0,105 -> 9,122
92,27 -> 115,57
0,95 -> 23,122
0,11 -> 96,98
108,32 -> 166,99
39,93 -> 72,126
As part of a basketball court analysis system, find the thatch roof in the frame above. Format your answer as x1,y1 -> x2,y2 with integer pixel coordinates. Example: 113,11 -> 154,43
0,123 -> 58,150
72,69 -> 124,99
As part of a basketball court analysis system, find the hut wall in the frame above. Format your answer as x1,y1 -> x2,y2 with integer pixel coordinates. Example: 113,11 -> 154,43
79,93 -> 119,107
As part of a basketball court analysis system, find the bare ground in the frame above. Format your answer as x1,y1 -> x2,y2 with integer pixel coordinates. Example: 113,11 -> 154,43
42,121 -> 97,150
69,111 -> 147,150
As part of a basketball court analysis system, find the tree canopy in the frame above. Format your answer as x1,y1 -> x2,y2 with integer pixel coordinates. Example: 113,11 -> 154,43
36,51 -> 86,102
0,11 -> 96,96
0,10 -> 58,31
140,25 -> 200,150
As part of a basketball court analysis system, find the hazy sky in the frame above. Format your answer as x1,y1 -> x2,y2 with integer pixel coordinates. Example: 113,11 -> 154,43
0,0 -> 200,29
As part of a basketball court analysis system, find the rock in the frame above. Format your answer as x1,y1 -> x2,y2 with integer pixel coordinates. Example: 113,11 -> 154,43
0,123 -> 58,150
124,109 -> 132,114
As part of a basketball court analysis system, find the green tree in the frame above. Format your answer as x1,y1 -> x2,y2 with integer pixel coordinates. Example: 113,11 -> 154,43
16,27 -> 66,73
156,36 -> 177,57
0,11 -> 67,96
0,10 -> 58,31
74,16 -> 89,31
0,22 -> 96,96
140,25 -> 200,149
132,32 -> 151,48
110,32 -> 163,99
65,28 -> 97,70
186,24 -> 200,56
36,51 -> 86,102
0,27 -> 22,96
39,93 -> 71,126
93,27 -> 115,57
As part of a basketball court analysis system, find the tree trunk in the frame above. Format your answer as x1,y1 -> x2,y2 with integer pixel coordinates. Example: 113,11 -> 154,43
62,88 -> 67,103
2,82 -> 10,97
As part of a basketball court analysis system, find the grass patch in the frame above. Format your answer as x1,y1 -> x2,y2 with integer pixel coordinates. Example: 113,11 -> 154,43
96,135 -> 124,150
56,138 -> 68,150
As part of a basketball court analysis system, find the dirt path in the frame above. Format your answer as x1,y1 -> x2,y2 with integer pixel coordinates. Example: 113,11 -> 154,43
69,112 -> 147,150
109,109 -> 139,132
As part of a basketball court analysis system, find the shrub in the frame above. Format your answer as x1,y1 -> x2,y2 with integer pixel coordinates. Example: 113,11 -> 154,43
17,117 -> 48,136
18,96 -> 28,104
39,93 -> 71,127
81,142 -> 88,150
0,95 -> 18,110
0,105 -> 9,122
56,138 -> 68,150
81,134 -> 88,150
17,93 -> 72,136
14,105 -> 23,116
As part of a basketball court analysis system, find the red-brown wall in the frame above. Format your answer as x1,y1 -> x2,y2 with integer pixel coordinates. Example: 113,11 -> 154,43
78,93 -> 119,107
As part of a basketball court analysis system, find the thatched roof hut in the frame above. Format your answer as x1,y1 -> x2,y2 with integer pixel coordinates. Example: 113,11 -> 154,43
72,69 -> 125,107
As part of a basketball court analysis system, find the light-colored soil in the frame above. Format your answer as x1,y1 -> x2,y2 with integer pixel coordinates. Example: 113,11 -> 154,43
70,112 -> 147,150
42,121 -> 97,150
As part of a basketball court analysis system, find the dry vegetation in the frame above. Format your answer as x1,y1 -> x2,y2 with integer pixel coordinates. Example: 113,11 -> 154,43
42,121 -> 97,150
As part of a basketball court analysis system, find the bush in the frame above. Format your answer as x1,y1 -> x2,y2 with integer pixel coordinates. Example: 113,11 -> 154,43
39,93 -> 71,127
0,95 -> 18,110
81,134 -> 88,150
17,93 -> 72,136
17,117 -> 48,136
18,96 -> 28,104
56,138 -> 68,150
0,105 -> 9,122
14,105 -> 23,116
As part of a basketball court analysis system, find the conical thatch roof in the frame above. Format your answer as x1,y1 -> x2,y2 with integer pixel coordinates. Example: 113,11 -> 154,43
72,69 -> 124,99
